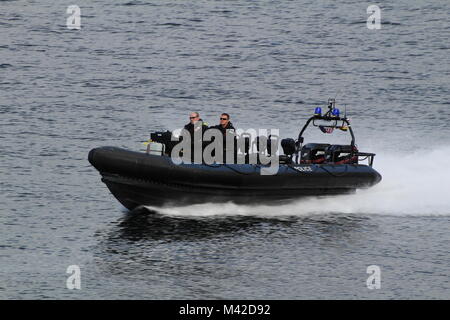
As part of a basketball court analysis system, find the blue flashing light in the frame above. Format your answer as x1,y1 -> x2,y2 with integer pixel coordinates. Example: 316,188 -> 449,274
332,108 -> 340,117
314,107 -> 322,116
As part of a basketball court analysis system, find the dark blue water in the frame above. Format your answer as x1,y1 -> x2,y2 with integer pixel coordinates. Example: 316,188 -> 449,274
1,0 -> 449,299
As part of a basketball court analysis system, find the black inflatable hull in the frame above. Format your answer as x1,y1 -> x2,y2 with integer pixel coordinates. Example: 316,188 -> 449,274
88,147 -> 382,210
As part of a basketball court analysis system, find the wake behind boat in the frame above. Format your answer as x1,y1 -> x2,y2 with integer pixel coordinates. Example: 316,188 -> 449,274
88,99 -> 382,210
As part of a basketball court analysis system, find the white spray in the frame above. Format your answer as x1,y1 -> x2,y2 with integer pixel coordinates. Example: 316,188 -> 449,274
145,146 -> 450,217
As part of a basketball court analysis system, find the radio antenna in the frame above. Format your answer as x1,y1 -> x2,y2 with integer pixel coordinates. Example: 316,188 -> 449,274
334,89 -> 341,101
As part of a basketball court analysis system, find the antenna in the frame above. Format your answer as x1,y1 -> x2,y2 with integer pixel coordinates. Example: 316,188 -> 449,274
334,89 -> 341,100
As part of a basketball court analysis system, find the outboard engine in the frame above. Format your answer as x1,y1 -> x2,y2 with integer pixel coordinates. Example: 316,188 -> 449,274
325,145 -> 358,164
300,143 -> 330,164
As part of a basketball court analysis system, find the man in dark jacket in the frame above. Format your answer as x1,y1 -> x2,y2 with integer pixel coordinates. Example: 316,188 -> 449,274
183,112 -> 208,163
184,112 -> 209,136
212,113 -> 235,135
210,113 -> 236,163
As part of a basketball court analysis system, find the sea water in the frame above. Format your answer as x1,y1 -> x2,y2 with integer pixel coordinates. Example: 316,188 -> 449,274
0,0 -> 449,299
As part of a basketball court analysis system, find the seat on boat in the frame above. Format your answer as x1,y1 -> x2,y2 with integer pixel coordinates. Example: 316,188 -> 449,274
325,145 -> 359,164
300,143 -> 330,164
281,138 -> 296,156
280,138 -> 296,164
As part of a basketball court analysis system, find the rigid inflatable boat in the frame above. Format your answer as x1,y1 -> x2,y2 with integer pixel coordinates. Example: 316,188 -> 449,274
88,99 -> 381,210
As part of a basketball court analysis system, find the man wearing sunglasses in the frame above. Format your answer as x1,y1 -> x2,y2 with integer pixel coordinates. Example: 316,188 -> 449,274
210,113 -> 236,163
182,112 -> 209,162
214,113 -> 235,135
184,112 -> 208,134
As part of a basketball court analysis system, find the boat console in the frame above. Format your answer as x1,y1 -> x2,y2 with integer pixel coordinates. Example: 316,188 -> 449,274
281,98 -> 377,167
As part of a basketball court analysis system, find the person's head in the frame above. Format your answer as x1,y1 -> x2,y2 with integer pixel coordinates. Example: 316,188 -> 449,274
220,113 -> 230,127
189,112 -> 200,124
